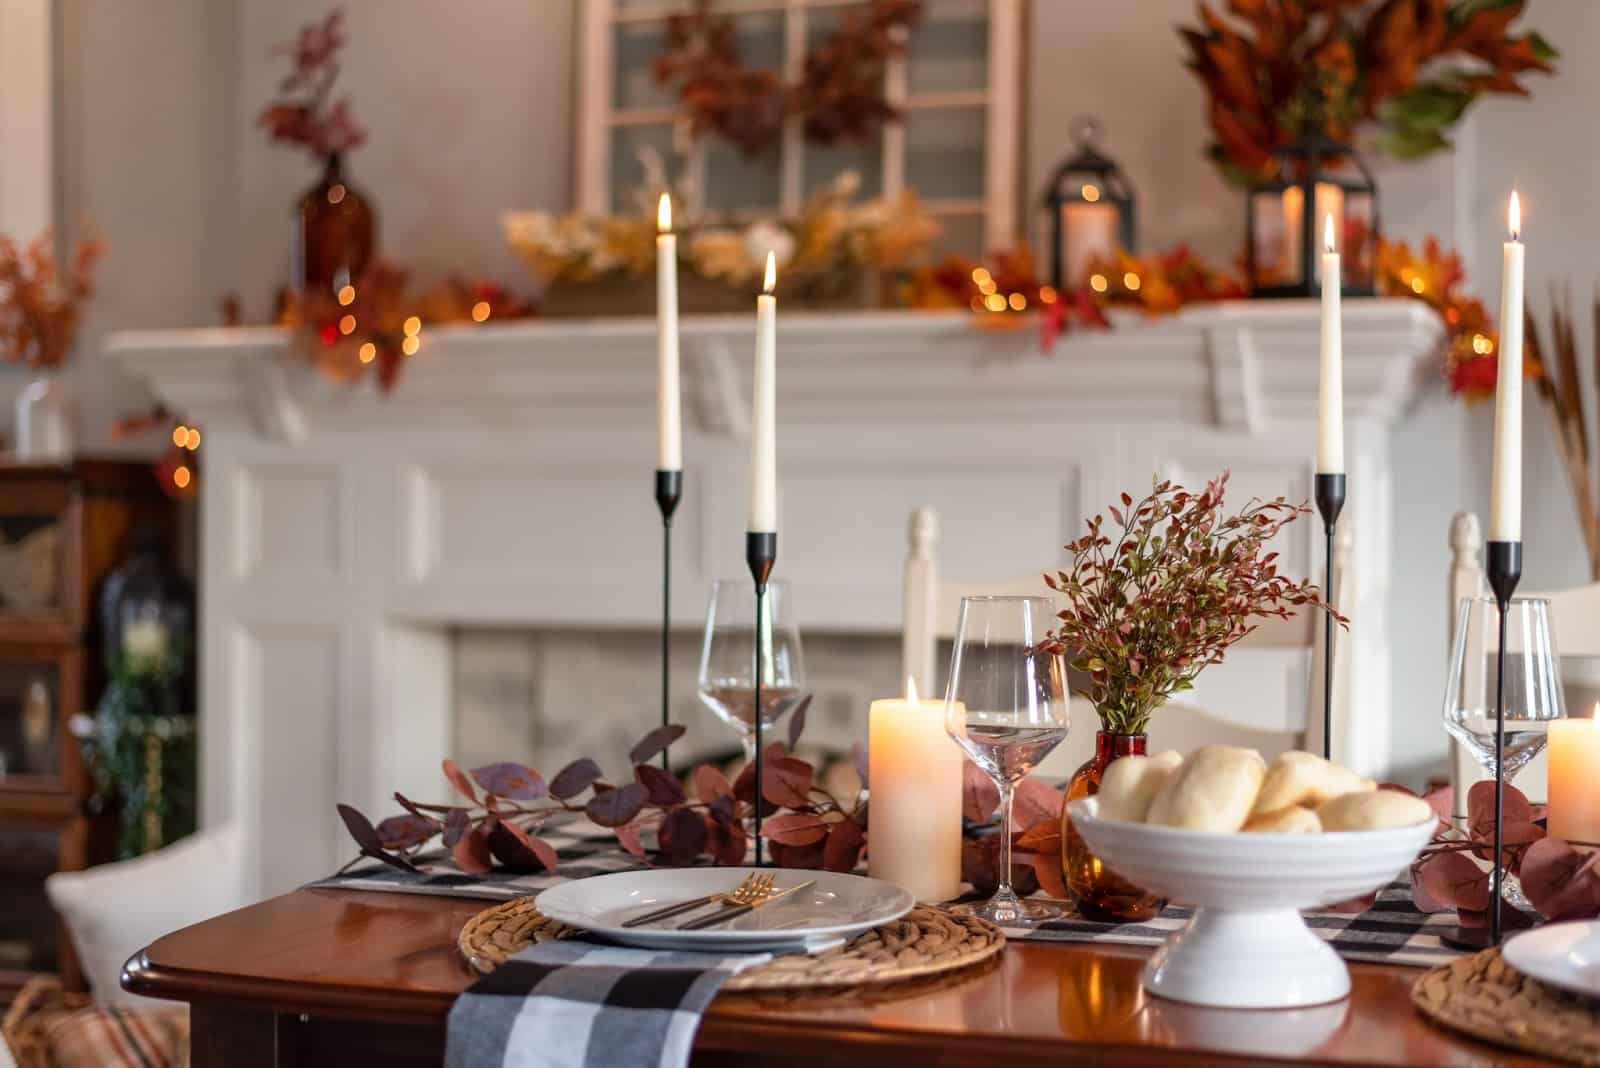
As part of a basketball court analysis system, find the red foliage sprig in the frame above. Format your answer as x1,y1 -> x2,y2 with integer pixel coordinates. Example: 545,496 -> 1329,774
258,8 -> 366,158
0,231 -> 103,370
1411,781 -> 1600,930
1043,473 -> 1345,734
336,700 -> 873,875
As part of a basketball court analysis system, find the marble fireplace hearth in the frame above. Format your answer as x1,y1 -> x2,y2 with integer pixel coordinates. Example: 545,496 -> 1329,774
106,301 -> 1442,897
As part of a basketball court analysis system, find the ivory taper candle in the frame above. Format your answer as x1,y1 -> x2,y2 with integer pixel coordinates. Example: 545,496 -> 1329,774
1317,213 -> 1344,474
868,677 -> 964,901
656,193 -> 682,471
749,252 -> 777,533
1549,712 -> 1600,843
1489,191 -> 1525,542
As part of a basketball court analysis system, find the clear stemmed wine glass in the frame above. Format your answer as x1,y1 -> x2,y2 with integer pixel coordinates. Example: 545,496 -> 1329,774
1443,595 -> 1565,907
697,579 -> 807,762
944,594 -> 1069,926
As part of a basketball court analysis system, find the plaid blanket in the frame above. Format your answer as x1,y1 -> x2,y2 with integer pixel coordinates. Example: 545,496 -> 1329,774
447,940 -> 769,1068
312,816 -> 1462,968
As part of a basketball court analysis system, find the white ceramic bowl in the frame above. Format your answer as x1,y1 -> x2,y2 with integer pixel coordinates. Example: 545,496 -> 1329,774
1068,797 -> 1435,1009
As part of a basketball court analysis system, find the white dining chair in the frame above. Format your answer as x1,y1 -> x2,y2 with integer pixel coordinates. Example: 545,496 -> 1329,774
902,507 -> 1350,778
1445,510 -> 1600,813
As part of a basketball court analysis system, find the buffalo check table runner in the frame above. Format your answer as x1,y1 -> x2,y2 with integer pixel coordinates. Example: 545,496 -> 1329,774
312,817 -> 1463,968
446,940 -> 770,1068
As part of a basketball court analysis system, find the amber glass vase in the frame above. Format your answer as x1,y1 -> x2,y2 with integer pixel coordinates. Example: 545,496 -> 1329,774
1062,730 -> 1166,922
293,152 -> 375,296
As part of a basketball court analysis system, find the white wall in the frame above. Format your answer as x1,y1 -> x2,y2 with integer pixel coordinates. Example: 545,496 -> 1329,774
42,0 -> 1600,778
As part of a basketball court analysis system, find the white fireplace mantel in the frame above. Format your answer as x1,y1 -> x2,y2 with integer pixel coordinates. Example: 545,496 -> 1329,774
106,300 -> 1442,897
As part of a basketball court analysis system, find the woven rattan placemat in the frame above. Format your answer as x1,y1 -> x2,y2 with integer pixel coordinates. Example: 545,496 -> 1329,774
457,897 -> 1004,992
1413,947 -> 1600,1065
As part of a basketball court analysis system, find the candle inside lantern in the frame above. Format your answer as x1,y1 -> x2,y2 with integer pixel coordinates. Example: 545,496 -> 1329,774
749,252 -> 777,533
656,193 -> 682,472
868,677 -> 964,902
1489,191 -> 1524,542
1317,214 -> 1344,474
1549,710 -> 1600,843
1061,190 -> 1118,286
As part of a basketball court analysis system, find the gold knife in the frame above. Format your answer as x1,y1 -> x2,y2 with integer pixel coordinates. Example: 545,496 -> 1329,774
678,880 -> 817,931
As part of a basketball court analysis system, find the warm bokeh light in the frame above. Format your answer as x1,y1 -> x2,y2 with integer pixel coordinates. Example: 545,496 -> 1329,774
763,251 -> 777,293
401,335 -> 420,356
1410,277 -> 1425,294
358,342 -> 377,363
1323,214 -> 1336,254
1123,272 -> 1142,291
971,267 -> 992,285
172,425 -> 188,447
1081,183 -> 1101,203
1089,273 -> 1108,293
1472,334 -> 1495,355
471,301 -> 491,322
1008,292 -> 1026,311
184,428 -> 201,450
1509,190 -> 1521,240
327,184 -> 346,205
969,296 -> 985,313
337,285 -> 356,306
338,314 -> 357,335
403,315 -> 422,337
1039,285 -> 1058,304
984,293 -> 1006,312
173,466 -> 192,490
977,277 -> 996,296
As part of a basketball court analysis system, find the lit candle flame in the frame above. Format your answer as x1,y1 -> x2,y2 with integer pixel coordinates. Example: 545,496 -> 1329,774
1508,190 -> 1521,241
1323,214 -> 1336,254
763,251 -> 777,294
657,192 -> 672,234
906,676 -> 920,704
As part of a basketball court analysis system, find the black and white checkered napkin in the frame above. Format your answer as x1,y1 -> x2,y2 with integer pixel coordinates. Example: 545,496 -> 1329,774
315,816 -> 1460,968
445,939 -> 769,1068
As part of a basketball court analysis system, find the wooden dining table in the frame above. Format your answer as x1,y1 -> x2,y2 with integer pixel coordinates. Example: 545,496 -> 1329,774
121,886 -> 1555,1067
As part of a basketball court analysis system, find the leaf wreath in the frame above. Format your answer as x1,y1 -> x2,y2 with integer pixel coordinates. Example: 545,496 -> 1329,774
654,0 -> 923,156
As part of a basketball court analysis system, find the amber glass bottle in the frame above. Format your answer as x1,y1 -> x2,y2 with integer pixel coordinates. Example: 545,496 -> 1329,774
293,152 -> 375,296
1062,730 -> 1166,922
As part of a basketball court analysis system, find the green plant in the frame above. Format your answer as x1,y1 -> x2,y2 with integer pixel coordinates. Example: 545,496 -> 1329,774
1043,473 -> 1345,734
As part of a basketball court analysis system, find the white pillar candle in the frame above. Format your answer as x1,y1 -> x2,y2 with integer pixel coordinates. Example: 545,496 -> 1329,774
656,193 -> 682,471
868,678 -> 964,902
1317,214 -> 1344,474
1549,714 -> 1600,843
1489,191 -> 1525,542
1060,199 -> 1118,286
748,252 -> 777,533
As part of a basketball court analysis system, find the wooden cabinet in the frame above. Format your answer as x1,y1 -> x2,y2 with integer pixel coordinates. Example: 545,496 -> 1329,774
0,460 -> 175,996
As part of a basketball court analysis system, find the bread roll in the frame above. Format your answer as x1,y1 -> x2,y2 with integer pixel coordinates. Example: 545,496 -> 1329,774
1096,750 -> 1183,822
1145,745 -> 1266,832
1243,805 -> 1322,834
1251,751 -> 1373,816
1317,789 -> 1434,831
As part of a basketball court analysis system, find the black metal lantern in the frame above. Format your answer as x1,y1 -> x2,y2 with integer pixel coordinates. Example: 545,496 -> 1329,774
1246,132 -> 1379,298
99,526 -> 194,683
1044,116 -> 1135,292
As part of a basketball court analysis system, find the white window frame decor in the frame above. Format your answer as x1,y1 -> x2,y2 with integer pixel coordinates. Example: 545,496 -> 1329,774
575,0 -> 1023,252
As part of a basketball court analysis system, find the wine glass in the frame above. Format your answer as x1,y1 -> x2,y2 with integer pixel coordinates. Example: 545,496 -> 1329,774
945,595 -> 1069,926
1443,595 -> 1565,908
697,579 -> 807,762
1443,595 -> 1564,781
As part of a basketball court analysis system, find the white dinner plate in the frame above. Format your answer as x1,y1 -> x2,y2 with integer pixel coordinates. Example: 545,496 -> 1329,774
533,868 -> 915,952
1504,920 -> 1600,998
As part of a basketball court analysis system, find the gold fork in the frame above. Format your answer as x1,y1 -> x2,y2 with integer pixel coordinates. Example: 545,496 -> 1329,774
621,873 -> 776,929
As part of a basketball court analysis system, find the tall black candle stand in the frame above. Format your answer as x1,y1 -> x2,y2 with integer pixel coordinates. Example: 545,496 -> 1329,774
1486,539 -> 1522,945
655,471 -> 682,772
1314,474 -> 1346,762
746,531 -> 776,866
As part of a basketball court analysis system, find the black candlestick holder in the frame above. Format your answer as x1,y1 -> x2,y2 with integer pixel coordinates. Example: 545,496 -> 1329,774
746,531 -> 776,866
1314,473 -> 1346,762
655,470 -> 682,772
1486,539 -> 1522,946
